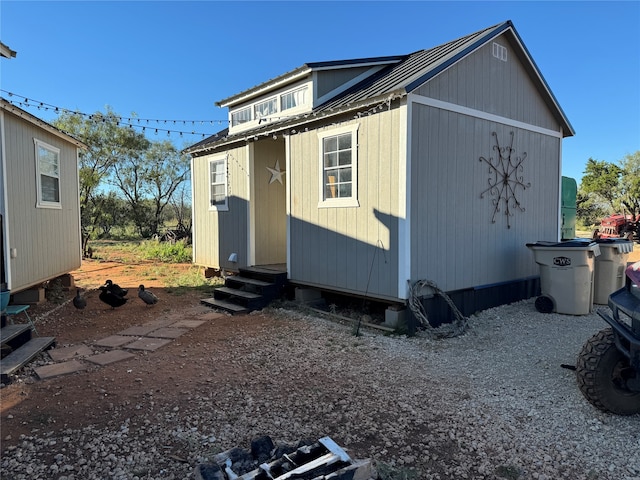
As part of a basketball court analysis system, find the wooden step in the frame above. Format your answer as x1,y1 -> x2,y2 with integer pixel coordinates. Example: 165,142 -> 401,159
213,286 -> 269,310
1,336 -> 56,384
1,324 -> 32,345
201,298 -> 249,314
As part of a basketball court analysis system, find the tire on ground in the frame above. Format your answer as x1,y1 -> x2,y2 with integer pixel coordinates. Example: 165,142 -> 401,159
576,328 -> 640,415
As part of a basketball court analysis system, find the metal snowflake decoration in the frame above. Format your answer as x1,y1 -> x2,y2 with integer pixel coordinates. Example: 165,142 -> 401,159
479,131 -> 530,228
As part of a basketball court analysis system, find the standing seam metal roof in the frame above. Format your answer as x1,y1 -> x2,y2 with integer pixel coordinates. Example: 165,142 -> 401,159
187,20 -> 573,154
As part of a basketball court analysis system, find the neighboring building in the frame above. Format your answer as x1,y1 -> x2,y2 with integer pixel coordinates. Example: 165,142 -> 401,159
186,20 -> 574,314
0,98 -> 86,293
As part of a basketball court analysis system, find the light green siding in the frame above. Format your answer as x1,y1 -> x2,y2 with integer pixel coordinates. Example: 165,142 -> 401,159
2,112 -> 81,291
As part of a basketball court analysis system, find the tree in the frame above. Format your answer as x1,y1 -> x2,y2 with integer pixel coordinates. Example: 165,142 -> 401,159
53,108 -> 150,253
111,140 -> 190,237
619,151 -> 640,217
580,158 -> 623,213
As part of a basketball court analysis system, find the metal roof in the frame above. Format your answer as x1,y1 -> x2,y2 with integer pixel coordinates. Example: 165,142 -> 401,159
187,20 -> 574,154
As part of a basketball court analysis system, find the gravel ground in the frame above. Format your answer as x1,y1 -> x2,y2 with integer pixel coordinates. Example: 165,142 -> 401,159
2,298 -> 640,480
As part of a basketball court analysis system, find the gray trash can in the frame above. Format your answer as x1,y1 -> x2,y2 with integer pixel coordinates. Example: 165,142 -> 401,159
593,238 -> 634,305
526,239 -> 601,315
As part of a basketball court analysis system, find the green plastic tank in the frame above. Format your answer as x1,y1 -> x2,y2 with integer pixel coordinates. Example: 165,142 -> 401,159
561,176 -> 577,240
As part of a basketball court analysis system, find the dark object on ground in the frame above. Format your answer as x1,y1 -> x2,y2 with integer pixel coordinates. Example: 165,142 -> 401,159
72,289 -> 86,310
561,364 -> 576,371
138,285 -> 158,306
98,286 -> 128,309
105,279 -> 128,297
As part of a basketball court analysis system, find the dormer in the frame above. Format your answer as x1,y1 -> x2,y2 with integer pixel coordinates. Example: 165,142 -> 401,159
218,55 -> 405,135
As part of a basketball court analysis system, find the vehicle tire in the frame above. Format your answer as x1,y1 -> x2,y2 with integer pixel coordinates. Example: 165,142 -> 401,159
576,328 -> 640,415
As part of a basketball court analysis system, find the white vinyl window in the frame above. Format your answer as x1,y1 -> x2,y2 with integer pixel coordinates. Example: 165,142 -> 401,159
34,139 -> 61,209
231,107 -> 252,127
255,97 -> 277,121
209,156 -> 228,211
281,87 -> 308,111
318,124 -> 359,208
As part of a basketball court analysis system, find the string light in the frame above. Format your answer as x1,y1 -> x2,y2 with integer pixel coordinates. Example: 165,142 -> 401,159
0,89 -> 227,139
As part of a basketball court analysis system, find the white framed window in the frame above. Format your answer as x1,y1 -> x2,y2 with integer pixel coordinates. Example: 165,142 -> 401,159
492,42 -> 507,62
34,139 -> 61,209
209,156 -> 228,211
254,97 -> 277,121
318,124 -> 359,208
281,87 -> 308,111
231,107 -> 252,127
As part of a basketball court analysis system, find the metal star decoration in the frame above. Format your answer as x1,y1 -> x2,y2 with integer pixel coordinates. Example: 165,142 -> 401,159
479,131 -> 530,229
266,159 -> 285,185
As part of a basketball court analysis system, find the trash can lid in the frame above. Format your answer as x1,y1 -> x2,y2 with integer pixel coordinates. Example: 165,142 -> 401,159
595,238 -> 635,253
526,239 -> 596,248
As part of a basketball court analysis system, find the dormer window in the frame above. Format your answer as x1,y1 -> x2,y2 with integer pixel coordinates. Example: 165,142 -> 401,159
255,97 -> 277,121
231,107 -> 251,127
228,84 -> 310,132
281,87 -> 307,111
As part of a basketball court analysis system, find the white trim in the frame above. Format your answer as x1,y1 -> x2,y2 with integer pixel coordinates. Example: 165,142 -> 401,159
208,154 -> 229,212
397,99 -> 411,300
190,156 -> 196,263
410,93 -> 563,138
247,143 -> 255,267
503,26 -> 573,135
0,110 -> 11,289
317,123 -> 360,209
34,138 -> 62,209
557,127 -> 564,242
285,134 -> 291,279
75,148 -> 83,263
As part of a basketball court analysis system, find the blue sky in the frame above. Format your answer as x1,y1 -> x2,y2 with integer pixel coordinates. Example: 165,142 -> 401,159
1,1 -> 638,184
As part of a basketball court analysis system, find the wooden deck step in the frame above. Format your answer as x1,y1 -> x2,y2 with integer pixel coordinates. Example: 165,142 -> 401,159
201,298 -> 249,314
226,276 -> 272,288
1,336 -> 56,384
214,287 -> 262,300
1,324 -> 32,344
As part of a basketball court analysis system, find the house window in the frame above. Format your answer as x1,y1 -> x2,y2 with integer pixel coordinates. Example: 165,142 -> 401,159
492,42 -> 507,62
34,139 -> 61,208
231,107 -> 252,127
281,87 -> 307,111
318,124 -> 359,208
209,156 -> 228,211
254,97 -> 277,121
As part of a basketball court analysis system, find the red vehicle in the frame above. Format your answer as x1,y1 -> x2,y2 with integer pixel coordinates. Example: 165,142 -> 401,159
593,213 -> 640,242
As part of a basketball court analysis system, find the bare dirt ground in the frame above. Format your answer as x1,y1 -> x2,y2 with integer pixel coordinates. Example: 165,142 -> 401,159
0,258 -> 240,442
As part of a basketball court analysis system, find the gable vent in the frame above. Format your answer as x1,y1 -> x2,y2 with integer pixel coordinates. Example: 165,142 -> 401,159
492,42 -> 508,62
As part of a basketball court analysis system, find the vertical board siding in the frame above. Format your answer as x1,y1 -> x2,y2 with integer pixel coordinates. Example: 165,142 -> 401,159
289,108 -> 400,299
192,145 -> 248,270
410,104 -> 559,291
253,139 -> 286,265
416,33 -> 558,132
4,113 -> 81,291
